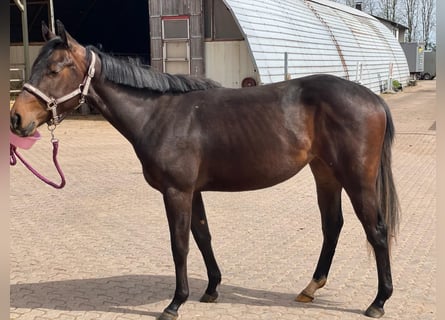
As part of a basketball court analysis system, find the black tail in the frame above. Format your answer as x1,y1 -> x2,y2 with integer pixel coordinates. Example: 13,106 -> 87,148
376,98 -> 400,250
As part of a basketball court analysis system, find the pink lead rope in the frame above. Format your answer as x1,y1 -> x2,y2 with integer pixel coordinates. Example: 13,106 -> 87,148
10,138 -> 66,189
9,52 -> 97,190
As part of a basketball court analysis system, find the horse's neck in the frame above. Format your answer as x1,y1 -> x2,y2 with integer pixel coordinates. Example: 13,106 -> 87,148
87,81 -> 161,143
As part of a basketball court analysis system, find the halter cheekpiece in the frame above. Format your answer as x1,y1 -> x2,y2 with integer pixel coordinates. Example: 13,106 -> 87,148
23,51 -> 96,126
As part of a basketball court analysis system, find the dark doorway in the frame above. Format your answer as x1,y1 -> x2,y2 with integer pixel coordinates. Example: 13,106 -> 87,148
10,0 -> 150,64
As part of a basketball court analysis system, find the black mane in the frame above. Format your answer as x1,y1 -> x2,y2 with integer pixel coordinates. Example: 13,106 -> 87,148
87,46 -> 222,93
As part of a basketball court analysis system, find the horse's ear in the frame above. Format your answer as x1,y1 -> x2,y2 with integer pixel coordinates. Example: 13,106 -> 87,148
41,21 -> 56,41
56,20 -> 68,44
56,20 -> 81,49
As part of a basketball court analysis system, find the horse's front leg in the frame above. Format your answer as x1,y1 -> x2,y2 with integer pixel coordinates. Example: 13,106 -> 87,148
191,192 -> 221,302
159,188 -> 193,320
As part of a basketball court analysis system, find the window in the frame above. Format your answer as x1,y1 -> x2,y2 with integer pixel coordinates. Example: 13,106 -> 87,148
162,16 -> 190,74
163,19 -> 189,39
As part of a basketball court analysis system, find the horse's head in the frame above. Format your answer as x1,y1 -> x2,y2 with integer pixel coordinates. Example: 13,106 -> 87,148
10,20 -> 91,136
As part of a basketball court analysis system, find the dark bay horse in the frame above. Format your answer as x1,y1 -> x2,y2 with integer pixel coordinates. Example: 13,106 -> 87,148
10,21 -> 399,319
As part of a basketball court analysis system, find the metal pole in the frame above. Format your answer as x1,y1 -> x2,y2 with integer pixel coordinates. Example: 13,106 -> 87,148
49,0 -> 55,33
355,61 -> 362,83
16,0 -> 31,81
13,0 -> 23,10
284,52 -> 289,81
387,62 -> 393,92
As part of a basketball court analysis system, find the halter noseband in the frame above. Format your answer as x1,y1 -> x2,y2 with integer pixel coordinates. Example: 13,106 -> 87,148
23,51 -> 97,126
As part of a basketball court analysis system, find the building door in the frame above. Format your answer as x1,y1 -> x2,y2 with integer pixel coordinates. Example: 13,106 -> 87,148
162,16 -> 190,74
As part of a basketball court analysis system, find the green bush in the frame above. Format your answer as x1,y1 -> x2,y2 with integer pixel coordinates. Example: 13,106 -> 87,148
392,79 -> 402,91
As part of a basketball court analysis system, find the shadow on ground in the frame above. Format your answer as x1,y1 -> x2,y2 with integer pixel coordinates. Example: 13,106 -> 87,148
11,274 -> 364,317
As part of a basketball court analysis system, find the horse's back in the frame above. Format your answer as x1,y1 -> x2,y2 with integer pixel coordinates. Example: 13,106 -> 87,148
143,74 -> 388,192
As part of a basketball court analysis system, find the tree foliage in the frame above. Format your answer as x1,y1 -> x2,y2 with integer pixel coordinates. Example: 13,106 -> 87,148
328,0 -> 436,47
420,0 -> 435,48
378,0 -> 399,22
404,0 -> 419,42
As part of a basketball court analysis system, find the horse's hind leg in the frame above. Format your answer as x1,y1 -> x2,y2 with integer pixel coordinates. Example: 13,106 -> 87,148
345,184 -> 392,318
191,192 -> 222,302
296,158 -> 343,303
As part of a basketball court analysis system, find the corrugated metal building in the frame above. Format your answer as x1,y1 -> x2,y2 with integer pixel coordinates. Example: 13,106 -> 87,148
11,0 -> 410,94
149,0 -> 410,93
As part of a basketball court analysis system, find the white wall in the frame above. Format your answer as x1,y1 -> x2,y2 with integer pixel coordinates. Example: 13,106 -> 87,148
222,0 -> 410,93
10,45 -> 43,68
205,40 -> 258,88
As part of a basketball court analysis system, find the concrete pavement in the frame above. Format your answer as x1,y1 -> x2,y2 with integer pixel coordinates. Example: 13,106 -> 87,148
10,80 -> 436,319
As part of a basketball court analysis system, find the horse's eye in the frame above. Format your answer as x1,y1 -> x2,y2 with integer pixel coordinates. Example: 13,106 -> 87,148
48,68 -> 60,76
48,62 -> 65,76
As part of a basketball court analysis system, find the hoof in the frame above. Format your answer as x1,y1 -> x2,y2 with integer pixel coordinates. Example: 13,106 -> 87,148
200,291 -> 218,303
296,277 -> 326,303
157,309 -> 178,320
365,305 -> 385,318
295,291 -> 314,303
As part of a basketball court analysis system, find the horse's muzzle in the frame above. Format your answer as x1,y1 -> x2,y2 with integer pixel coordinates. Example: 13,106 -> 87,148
10,113 -> 36,137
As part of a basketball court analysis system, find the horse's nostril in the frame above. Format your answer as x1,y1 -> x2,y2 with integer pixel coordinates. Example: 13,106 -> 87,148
10,113 -> 21,130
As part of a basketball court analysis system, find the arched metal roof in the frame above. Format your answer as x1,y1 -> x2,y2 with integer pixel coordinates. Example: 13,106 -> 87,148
222,0 -> 410,93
